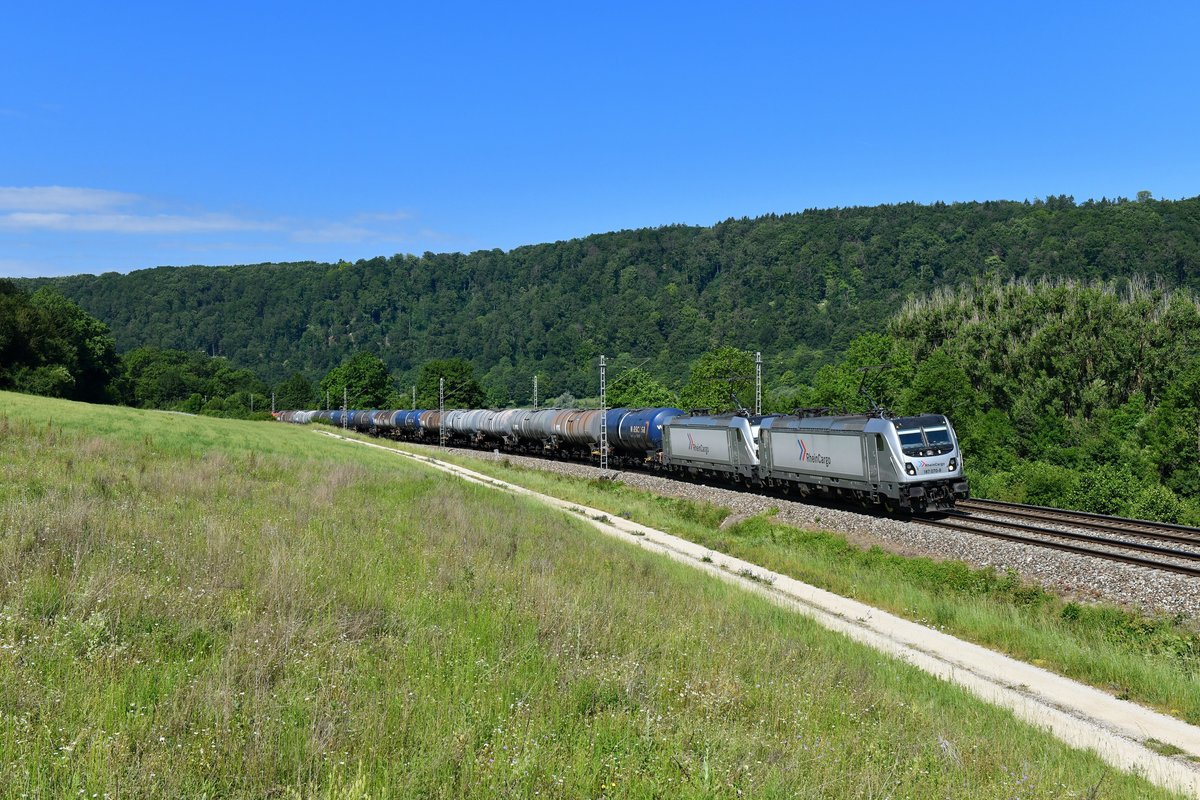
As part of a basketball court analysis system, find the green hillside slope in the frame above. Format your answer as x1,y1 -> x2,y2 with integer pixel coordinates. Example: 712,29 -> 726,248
33,195 -> 1200,398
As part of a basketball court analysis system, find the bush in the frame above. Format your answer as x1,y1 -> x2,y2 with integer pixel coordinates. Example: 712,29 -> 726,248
1129,484 -> 1185,523
11,365 -> 75,398
178,393 -> 204,414
1068,463 -> 1140,515
967,469 -> 1021,502
1013,461 -> 1080,508
200,397 -> 229,415
973,461 -> 1191,524
958,409 -> 1019,472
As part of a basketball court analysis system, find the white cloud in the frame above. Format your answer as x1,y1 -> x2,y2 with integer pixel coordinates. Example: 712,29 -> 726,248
0,186 -> 281,234
0,211 -> 278,234
0,186 -> 441,257
291,222 -> 377,244
291,210 -> 420,244
0,185 -> 140,212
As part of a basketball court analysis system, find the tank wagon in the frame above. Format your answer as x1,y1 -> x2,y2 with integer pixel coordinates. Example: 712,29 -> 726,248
275,405 -> 968,513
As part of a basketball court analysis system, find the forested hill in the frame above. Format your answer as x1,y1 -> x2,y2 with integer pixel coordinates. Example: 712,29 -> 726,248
31,194 -> 1200,398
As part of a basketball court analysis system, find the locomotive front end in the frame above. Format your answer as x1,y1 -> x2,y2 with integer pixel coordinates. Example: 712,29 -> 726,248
891,414 -> 969,511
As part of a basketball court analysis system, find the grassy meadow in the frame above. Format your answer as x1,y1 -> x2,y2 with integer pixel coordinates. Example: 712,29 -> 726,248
0,392 -> 1186,798
413,443 -> 1200,728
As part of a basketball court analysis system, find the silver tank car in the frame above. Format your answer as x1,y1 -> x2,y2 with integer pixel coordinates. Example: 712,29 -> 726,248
516,409 -> 562,443
488,408 -> 528,441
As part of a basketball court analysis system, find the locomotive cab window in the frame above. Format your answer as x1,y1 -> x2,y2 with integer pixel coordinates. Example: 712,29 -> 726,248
896,424 -> 954,456
923,427 -> 952,448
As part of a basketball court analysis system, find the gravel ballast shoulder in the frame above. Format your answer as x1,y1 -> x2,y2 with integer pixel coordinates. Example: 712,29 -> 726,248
431,444 -> 1200,621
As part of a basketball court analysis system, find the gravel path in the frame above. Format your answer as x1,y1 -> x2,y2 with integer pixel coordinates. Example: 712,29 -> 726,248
426,443 -> 1200,621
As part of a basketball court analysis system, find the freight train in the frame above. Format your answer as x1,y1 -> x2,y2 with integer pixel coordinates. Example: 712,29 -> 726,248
276,405 -> 969,513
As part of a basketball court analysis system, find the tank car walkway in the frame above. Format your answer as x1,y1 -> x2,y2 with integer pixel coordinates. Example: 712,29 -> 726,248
318,429 -> 1200,798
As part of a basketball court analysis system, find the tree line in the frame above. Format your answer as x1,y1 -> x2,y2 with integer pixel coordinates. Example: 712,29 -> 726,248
25,193 -> 1200,403
1,282 -> 273,418
0,281 -> 120,403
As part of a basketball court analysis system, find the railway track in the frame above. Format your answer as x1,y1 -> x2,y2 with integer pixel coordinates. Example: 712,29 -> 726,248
925,501 -> 1200,578
452,434 -> 1200,578
958,498 -> 1200,547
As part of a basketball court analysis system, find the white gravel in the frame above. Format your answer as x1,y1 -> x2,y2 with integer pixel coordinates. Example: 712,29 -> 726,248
426,443 -> 1200,621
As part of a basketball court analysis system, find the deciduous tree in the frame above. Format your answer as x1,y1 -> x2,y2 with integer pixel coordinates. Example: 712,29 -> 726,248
607,367 -> 678,408
679,347 -> 754,412
275,372 -> 317,410
321,352 -> 394,409
415,358 -> 484,409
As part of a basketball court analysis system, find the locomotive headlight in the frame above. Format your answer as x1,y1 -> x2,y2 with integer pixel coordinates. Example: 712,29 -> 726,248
949,457 -> 958,471
904,463 -> 916,476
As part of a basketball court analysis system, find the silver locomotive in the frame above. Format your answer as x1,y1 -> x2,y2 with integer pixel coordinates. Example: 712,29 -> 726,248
661,410 -> 967,512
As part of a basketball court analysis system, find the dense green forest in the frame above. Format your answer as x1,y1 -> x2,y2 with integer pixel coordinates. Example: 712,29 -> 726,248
28,195 -> 1200,401
0,281 -> 120,402
120,346 -> 273,418
0,281 -> 275,418
802,278 -> 1200,522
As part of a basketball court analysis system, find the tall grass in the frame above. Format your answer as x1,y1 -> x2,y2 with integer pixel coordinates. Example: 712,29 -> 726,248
415,443 -> 1200,726
0,392 -> 1182,797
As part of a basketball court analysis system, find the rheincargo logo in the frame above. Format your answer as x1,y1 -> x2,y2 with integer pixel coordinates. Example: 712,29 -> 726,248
686,433 -> 710,455
798,438 -> 831,467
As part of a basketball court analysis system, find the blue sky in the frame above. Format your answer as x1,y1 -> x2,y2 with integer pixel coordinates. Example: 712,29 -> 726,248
2,2 -> 1198,278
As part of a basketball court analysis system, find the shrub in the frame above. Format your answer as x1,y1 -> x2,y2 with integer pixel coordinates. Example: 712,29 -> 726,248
1013,461 -> 1079,508
1129,483 -> 1185,523
969,469 -> 1021,502
1068,463 -> 1140,515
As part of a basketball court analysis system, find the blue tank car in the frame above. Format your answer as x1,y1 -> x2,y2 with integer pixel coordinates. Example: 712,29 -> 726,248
614,407 -> 684,454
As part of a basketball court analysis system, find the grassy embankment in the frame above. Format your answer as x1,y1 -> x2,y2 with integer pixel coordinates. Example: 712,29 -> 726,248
0,391 -> 1185,798
390,439 -> 1200,728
